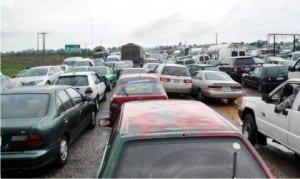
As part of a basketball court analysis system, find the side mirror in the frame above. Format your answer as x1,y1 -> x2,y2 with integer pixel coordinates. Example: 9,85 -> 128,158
262,93 -> 270,103
99,118 -> 111,127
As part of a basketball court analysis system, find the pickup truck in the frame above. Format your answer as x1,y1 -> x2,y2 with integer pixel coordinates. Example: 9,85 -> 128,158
239,78 -> 300,155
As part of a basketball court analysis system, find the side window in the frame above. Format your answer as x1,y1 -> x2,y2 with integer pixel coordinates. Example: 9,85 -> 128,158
49,68 -> 55,75
58,90 -> 73,110
66,88 -> 83,104
196,72 -> 202,80
270,88 -> 282,104
153,65 -> 160,73
56,96 -> 65,114
232,51 -> 238,57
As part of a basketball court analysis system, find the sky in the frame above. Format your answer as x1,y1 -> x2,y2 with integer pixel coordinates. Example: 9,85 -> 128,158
1,0 -> 300,52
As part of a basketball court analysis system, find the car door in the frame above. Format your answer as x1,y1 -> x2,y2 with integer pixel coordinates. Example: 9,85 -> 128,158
260,84 -> 292,146
57,90 -> 82,140
287,87 -> 300,153
65,88 -> 91,131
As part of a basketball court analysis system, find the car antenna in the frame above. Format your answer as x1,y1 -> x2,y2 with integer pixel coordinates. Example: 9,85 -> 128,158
232,142 -> 241,179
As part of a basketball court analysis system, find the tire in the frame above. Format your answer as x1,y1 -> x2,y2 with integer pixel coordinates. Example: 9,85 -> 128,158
56,136 -> 68,167
242,113 -> 257,145
46,81 -> 51,85
197,89 -> 203,101
257,131 -> 267,145
89,110 -> 96,129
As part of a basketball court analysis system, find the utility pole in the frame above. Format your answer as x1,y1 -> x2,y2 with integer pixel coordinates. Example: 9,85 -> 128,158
37,32 -> 48,55
216,33 -> 218,45
37,33 -> 39,54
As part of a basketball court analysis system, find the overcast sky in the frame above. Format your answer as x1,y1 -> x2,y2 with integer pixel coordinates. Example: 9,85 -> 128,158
1,0 -> 300,52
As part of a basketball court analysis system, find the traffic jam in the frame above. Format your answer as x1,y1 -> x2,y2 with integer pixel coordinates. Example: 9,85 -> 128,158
1,42 -> 300,178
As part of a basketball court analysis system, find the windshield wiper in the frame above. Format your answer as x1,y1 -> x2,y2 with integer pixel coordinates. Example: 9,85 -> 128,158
232,142 -> 241,179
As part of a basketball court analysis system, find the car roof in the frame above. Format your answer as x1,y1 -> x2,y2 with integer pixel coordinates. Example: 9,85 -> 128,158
161,63 -> 186,68
118,73 -> 158,80
2,85 -> 69,94
119,100 -> 238,136
190,64 -> 215,67
59,71 -> 96,76
30,66 -> 53,69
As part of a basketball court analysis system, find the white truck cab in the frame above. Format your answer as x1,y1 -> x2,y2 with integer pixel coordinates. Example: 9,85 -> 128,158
239,78 -> 300,155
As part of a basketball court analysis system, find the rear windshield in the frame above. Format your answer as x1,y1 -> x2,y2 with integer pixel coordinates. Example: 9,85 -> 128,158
90,67 -> 107,74
56,76 -> 89,86
234,58 -> 255,66
266,66 -> 288,77
25,68 -> 48,77
205,72 -> 231,81
1,94 -> 49,118
116,78 -> 164,95
204,66 -> 219,71
112,138 -> 267,178
162,66 -> 190,77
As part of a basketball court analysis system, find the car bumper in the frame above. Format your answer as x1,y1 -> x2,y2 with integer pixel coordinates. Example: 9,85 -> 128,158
1,145 -> 58,171
204,90 -> 243,99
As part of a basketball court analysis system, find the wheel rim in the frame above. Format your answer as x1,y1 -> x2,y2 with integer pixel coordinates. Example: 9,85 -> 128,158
60,139 -> 68,161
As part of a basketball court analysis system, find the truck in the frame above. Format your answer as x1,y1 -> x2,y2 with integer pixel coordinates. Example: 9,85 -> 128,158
239,78 -> 300,155
93,45 -> 109,61
207,43 -> 247,63
121,43 -> 144,67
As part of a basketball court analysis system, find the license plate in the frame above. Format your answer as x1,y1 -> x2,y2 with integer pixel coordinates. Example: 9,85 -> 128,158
244,67 -> 250,71
223,87 -> 231,92
173,79 -> 180,83
277,77 -> 284,80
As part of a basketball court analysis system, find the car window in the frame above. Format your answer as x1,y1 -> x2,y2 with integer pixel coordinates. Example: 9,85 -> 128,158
239,51 -> 246,56
112,137 -> 267,178
26,68 -> 48,76
116,78 -> 164,95
266,66 -> 288,77
76,61 -> 90,66
232,51 -> 238,57
1,94 -> 49,118
162,66 -> 190,77
49,67 -> 56,75
58,90 -> 73,110
205,72 -> 231,81
254,67 -> 262,76
66,88 -> 83,104
205,56 -> 210,61
56,96 -> 65,114
56,76 -> 89,86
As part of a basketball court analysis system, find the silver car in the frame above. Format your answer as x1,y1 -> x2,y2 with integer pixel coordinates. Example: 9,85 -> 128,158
15,66 -> 62,86
191,70 -> 242,102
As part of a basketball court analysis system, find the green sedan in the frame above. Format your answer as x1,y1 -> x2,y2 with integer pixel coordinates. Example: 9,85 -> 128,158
1,86 -> 96,172
89,66 -> 117,91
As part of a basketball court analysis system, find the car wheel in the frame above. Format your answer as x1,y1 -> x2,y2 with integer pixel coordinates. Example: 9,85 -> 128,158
197,89 -> 203,101
89,110 -> 96,129
46,81 -> 51,85
242,113 -> 257,145
56,136 -> 68,167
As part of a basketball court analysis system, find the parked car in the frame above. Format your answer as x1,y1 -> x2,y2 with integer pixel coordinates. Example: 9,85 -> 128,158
15,69 -> 29,78
89,66 -> 117,91
242,64 -> 288,93
239,78 -> 300,155
188,64 -> 219,75
98,100 -> 273,178
263,56 -> 291,66
191,71 -> 242,102
1,86 -> 96,171
109,74 -> 167,123
55,72 -> 106,111
175,58 -> 196,66
286,51 -> 300,67
74,59 -> 95,67
117,68 -> 146,79
106,55 -> 121,62
1,74 -> 23,90
153,64 -> 192,95
63,56 -> 83,66
143,63 -> 159,72
15,66 -> 62,86
218,57 -> 255,82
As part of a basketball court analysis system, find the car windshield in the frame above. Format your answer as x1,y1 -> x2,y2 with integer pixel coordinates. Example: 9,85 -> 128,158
112,138 -> 267,178
205,72 -> 231,81
116,78 -> 164,95
1,94 -> 49,118
90,67 -> 107,74
162,66 -> 190,76
69,67 -> 89,72
56,76 -> 89,86
64,61 -> 76,66
75,61 -> 90,66
24,68 -> 48,76
266,66 -> 288,77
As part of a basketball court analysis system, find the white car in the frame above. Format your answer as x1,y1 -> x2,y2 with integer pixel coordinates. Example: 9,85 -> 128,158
55,71 -> 106,111
63,56 -> 83,66
239,78 -> 300,155
153,64 -> 192,94
74,59 -> 95,67
16,66 -> 62,86
143,63 -> 159,72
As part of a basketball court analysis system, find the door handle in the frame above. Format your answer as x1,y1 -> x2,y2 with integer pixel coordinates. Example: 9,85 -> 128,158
261,112 -> 265,117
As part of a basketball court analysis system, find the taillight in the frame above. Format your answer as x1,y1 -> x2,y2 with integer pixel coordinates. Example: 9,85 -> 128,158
233,67 -> 238,73
85,87 -> 93,94
231,86 -> 241,89
10,134 -> 43,149
160,77 -> 170,82
184,79 -> 192,83
267,77 -> 272,81
208,85 -> 222,90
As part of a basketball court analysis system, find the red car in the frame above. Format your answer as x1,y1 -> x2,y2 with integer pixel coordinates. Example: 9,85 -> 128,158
98,100 -> 273,178
109,74 -> 168,123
